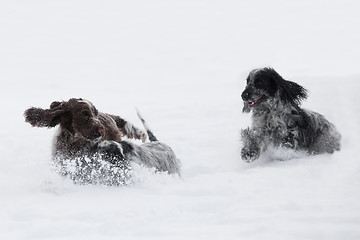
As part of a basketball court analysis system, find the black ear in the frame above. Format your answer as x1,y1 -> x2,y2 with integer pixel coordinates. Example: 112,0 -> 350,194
260,68 -> 308,105
24,101 -> 69,128
279,80 -> 308,105
256,67 -> 280,97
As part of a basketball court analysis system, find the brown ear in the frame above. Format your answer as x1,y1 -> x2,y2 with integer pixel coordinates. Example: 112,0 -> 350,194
24,101 -> 69,128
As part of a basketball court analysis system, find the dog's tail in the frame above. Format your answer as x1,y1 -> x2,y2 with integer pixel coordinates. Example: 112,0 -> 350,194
136,108 -> 158,142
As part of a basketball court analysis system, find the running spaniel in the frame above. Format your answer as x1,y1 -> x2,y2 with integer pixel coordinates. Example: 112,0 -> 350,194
24,98 -> 146,160
240,68 -> 341,162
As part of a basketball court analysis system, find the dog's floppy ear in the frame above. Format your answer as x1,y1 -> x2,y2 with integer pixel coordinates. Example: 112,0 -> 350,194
24,101 -> 70,128
259,68 -> 279,97
261,68 -> 307,104
279,79 -> 308,105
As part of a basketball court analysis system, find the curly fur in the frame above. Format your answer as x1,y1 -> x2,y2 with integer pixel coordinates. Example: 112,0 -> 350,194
24,98 -> 146,161
97,140 -> 180,175
92,109 -> 181,175
24,99 -> 180,184
240,67 -> 341,162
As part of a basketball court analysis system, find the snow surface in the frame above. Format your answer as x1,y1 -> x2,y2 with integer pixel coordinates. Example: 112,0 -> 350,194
1,0 -> 360,239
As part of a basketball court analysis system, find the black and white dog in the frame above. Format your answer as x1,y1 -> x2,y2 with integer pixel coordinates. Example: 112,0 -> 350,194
240,67 -> 341,162
96,109 -> 181,175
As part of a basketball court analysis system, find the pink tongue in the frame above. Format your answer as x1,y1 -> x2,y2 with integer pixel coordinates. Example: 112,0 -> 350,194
248,96 -> 262,105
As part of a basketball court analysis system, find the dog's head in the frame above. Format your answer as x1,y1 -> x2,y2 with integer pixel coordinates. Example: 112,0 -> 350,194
95,140 -> 134,164
241,67 -> 308,112
24,98 -> 105,140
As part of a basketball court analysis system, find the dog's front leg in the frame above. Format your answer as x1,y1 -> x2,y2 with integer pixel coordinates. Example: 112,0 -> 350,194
240,128 -> 262,162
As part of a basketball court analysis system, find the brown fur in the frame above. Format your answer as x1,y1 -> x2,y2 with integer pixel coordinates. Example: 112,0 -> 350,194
24,98 -> 146,158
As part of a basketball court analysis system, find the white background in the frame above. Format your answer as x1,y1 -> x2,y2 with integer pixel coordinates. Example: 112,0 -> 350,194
1,1 -> 359,239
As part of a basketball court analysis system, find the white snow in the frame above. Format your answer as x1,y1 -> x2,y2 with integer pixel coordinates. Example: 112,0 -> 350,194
1,0 -> 360,239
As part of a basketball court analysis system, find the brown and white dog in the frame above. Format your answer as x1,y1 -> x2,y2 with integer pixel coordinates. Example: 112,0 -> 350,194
24,98 -> 146,160
24,98 -> 180,185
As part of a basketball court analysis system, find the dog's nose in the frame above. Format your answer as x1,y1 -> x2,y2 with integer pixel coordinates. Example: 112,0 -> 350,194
241,90 -> 250,101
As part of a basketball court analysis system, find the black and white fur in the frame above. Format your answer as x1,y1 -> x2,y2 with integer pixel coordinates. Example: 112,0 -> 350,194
97,109 -> 181,175
240,67 -> 341,162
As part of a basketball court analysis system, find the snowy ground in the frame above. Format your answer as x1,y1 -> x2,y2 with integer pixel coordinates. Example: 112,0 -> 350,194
1,0 -> 360,239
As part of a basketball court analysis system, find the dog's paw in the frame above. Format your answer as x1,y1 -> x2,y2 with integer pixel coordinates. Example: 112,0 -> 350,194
131,127 -> 147,142
139,130 -> 147,142
124,123 -> 147,142
241,146 -> 260,162
132,128 -> 147,142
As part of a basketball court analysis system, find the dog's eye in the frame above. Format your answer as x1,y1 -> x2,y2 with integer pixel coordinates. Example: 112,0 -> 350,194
81,110 -> 91,120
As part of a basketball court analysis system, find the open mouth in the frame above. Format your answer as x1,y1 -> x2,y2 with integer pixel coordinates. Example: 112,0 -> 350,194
247,96 -> 263,106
